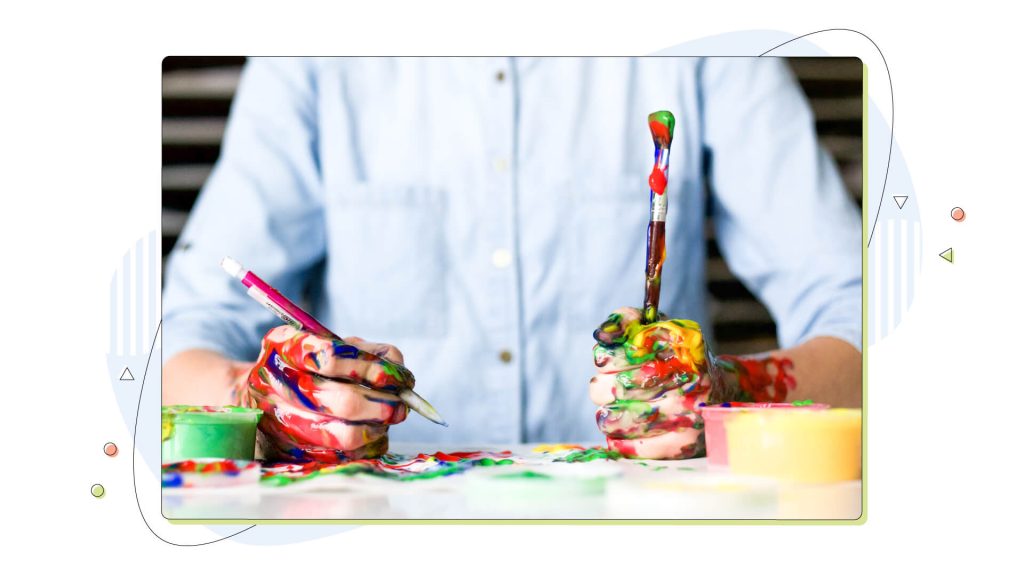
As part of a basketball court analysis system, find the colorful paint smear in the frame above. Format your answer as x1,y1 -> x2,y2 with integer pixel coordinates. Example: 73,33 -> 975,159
241,326 -> 413,463
532,444 -> 585,453
556,448 -> 624,463
162,459 -> 261,488
259,450 -> 518,486
716,355 -> 796,403
643,110 -> 675,325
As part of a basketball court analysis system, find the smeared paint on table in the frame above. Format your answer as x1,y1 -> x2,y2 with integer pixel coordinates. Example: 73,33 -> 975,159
161,443 -> 862,521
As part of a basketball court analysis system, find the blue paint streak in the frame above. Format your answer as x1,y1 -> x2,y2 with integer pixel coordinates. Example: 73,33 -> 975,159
265,350 -> 319,411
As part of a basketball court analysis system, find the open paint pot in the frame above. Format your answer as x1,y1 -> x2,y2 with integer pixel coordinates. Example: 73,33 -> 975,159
700,402 -> 829,469
162,406 -> 262,462
725,408 -> 861,483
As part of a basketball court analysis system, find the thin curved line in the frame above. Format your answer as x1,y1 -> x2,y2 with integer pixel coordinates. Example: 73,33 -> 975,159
759,28 -> 893,247
132,320 -> 256,546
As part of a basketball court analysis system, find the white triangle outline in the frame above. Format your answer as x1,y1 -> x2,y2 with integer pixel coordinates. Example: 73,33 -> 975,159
119,367 -> 135,381
894,196 -> 908,209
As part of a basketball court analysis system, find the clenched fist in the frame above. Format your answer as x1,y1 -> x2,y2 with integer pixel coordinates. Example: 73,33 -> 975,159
590,307 -> 734,459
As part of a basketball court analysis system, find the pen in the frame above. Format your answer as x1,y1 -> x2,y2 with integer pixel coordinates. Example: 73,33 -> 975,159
220,256 -> 448,427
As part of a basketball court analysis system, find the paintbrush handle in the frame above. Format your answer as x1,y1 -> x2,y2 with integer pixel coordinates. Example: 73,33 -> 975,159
642,111 -> 675,325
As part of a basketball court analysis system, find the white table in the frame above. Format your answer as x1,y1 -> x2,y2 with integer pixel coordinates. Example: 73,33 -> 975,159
163,443 -> 862,521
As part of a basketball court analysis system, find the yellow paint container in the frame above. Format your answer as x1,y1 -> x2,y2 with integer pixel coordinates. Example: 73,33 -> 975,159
725,408 -> 861,483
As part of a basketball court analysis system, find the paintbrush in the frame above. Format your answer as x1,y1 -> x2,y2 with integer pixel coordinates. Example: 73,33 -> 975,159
642,110 -> 676,325
221,256 -> 448,427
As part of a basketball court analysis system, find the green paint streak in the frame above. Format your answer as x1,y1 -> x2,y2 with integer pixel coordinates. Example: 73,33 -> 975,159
606,399 -> 656,417
792,399 -> 814,406
493,471 -> 553,481
398,466 -> 462,482
471,458 -> 516,467
261,454 -> 519,486
558,448 -> 624,463
654,466 -> 667,472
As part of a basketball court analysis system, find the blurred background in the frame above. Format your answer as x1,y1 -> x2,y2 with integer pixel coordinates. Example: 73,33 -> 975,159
162,56 -> 862,355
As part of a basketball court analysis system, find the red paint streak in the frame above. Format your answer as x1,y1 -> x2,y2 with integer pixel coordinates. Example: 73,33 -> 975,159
609,438 -> 638,457
649,121 -> 671,146
719,355 -> 796,403
649,168 -> 667,195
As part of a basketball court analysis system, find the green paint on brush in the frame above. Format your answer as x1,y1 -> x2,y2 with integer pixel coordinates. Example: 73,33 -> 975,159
648,110 -> 676,147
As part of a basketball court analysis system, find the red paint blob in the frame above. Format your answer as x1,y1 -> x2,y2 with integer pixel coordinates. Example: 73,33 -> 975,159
649,168 -> 667,195
649,121 -> 671,146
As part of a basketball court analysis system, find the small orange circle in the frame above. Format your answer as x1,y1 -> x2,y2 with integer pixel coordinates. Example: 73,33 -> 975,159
103,442 -> 118,457
951,207 -> 965,222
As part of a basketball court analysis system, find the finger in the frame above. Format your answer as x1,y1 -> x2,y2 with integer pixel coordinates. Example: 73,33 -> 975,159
589,364 -> 702,404
272,330 -> 414,391
344,337 -> 405,365
309,376 -> 408,425
265,436 -> 390,462
593,307 -> 643,345
249,384 -> 389,454
596,399 -> 700,439
594,320 -> 708,374
593,343 -> 632,373
249,357 -> 407,425
607,428 -> 705,460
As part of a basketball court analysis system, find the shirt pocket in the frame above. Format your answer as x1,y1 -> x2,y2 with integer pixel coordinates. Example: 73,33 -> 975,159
565,173 -> 651,330
322,182 -> 447,339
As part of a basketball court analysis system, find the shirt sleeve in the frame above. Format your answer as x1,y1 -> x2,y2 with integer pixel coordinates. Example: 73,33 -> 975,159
698,58 -> 862,352
162,57 -> 326,363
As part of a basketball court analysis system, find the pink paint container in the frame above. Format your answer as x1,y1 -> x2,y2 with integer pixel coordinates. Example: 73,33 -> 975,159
700,402 -> 829,469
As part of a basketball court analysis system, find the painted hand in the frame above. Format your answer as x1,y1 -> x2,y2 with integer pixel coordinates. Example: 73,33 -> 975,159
239,325 -> 413,462
589,307 -> 731,459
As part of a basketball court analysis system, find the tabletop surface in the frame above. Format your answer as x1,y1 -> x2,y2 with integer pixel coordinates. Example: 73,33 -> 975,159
162,443 -> 862,521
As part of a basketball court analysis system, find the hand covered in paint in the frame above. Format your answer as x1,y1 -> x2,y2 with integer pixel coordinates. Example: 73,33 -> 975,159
240,325 -> 413,462
589,307 -> 732,459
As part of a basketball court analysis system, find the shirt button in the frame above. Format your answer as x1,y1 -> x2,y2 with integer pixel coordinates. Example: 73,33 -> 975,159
493,157 -> 509,172
496,70 -> 505,82
499,350 -> 514,363
491,249 -> 513,268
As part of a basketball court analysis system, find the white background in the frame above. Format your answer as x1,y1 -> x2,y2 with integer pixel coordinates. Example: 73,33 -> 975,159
1,1 -> 1019,572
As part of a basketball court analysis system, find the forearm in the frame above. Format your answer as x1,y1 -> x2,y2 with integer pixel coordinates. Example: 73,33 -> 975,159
162,349 -> 253,407
717,336 -> 862,408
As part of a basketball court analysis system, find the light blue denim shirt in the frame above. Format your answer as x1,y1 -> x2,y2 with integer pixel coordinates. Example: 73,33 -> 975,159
163,57 -> 861,444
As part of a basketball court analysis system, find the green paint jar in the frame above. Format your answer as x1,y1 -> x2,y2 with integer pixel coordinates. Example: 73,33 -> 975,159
161,406 -> 262,462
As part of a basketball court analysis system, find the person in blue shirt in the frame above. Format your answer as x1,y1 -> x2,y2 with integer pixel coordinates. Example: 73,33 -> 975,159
163,57 -> 861,461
